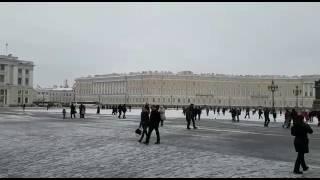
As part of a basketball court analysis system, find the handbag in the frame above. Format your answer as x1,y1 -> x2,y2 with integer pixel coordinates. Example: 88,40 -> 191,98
135,128 -> 142,135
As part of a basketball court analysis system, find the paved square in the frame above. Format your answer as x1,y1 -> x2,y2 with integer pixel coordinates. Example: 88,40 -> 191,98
1,107 -> 320,178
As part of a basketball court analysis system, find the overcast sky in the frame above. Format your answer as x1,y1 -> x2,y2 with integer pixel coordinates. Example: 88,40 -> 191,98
0,2 -> 319,87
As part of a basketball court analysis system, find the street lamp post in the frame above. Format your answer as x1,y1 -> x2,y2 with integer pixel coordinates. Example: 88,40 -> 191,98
293,85 -> 302,108
268,80 -> 278,109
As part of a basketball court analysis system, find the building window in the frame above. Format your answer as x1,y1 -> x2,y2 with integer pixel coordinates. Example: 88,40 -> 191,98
18,78 -> 22,85
0,64 -> 5,70
18,69 -> 22,74
305,92 -> 308,97
0,75 -> 4,83
18,97 -> 21,103
25,69 -> 29,75
25,90 -> 28,95
25,78 -> 29,86
25,97 -> 28,104
310,91 -> 313,96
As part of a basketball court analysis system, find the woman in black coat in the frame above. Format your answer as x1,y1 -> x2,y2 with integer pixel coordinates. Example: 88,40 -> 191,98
138,106 -> 149,143
291,115 -> 313,174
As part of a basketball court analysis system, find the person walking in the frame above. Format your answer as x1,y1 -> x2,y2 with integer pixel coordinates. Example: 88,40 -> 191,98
118,104 -> 122,119
70,103 -> 76,119
264,108 -> 270,127
79,104 -> 86,118
186,104 -> 197,129
62,108 -> 66,119
206,106 -> 209,116
236,108 -> 240,122
144,105 -> 161,145
197,106 -> 202,121
122,104 -> 127,119
244,107 -> 250,119
283,109 -> 291,128
97,105 -> 100,114
258,108 -> 263,119
291,115 -> 313,174
231,108 -> 236,122
272,108 -> 277,122
139,106 -> 149,143
222,107 -> 226,116
159,105 -> 166,127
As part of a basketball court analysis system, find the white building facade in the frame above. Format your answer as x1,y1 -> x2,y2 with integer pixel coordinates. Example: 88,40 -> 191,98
0,54 -> 34,106
73,71 -> 319,108
34,86 -> 74,105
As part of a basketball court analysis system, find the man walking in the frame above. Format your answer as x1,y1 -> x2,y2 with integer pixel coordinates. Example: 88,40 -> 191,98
122,104 -> 127,119
186,104 -> 197,129
258,108 -> 263,119
144,105 -> 161,145
70,103 -> 76,119
118,104 -> 122,119
244,107 -> 250,119
264,108 -> 270,127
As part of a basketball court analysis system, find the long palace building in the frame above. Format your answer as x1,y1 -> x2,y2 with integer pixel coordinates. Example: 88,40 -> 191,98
74,71 -> 319,108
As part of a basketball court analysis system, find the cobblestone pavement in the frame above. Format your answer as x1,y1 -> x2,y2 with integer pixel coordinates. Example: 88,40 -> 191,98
1,108 -> 320,178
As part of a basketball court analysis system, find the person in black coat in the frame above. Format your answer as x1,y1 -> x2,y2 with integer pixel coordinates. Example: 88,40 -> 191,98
97,105 -> 100,114
70,103 -> 76,119
264,108 -> 270,127
139,105 -> 150,143
144,105 -> 161,145
291,115 -> 313,174
122,104 -> 127,119
118,104 -> 122,119
186,104 -> 197,129
197,106 -> 202,121
258,108 -> 263,119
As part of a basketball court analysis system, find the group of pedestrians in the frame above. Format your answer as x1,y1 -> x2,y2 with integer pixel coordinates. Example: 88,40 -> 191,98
111,104 -> 127,119
68,103 -> 86,119
138,103 -> 166,145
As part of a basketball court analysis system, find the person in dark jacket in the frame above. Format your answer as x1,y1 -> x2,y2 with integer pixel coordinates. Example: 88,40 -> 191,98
272,108 -> 277,122
122,104 -> 127,119
70,103 -> 76,119
144,105 -> 161,145
236,108 -> 240,122
79,104 -> 86,118
291,108 -> 298,124
222,107 -> 226,116
186,104 -> 197,129
244,107 -> 250,119
97,105 -> 100,114
118,104 -> 122,119
139,106 -> 149,143
230,108 -> 236,122
264,108 -> 270,127
291,115 -> 313,174
206,107 -> 209,116
258,108 -> 263,119
197,106 -> 202,121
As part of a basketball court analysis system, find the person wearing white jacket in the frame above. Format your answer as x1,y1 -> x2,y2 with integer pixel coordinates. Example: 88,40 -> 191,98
159,105 -> 166,127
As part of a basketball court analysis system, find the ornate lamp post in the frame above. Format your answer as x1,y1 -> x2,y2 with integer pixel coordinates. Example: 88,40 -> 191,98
268,80 -> 278,109
293,85 -> 302,108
